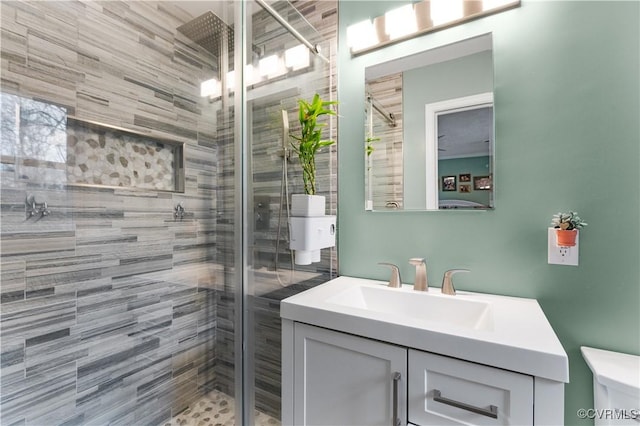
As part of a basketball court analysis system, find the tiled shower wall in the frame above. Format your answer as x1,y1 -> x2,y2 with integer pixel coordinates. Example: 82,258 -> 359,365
0,0 -> 338,424
0,2 -> 225,424
366,72 -> 404,210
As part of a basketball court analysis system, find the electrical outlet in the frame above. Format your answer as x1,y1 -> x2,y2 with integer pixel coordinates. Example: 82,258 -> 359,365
548,228 -> 579,266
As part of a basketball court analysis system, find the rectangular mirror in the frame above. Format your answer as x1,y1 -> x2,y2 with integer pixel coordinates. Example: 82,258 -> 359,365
365,34 -> 494,211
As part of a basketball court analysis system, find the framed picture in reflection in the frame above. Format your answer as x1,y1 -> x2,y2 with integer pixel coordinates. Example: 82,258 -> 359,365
442,176 -> 456,191
474,175 -> 492,190
459,184 -> 471,193
459,173 -> 471,182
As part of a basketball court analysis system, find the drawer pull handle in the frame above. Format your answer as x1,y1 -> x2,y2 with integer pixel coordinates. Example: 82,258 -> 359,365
392,372 -> 401,426
433,389 -> 498,419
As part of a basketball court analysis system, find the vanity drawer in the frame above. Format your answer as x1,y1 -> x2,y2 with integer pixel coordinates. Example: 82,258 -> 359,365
408,349 -> 533,425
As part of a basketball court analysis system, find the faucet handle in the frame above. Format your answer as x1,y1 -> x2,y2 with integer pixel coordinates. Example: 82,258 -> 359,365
378,262 -> 402,288
441,269 -> 470,295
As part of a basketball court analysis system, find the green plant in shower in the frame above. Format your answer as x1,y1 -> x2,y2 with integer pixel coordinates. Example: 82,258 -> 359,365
290,93 -> 337,195
365,135 -> 380,174
365,135 -> 380,157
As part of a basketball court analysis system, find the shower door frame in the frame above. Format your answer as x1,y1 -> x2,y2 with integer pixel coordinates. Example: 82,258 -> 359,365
233,1 -> 335,424
234,2 -> 249,426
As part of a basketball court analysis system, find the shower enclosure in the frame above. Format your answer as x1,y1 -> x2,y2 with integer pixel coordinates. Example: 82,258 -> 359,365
0,1 -> 337,425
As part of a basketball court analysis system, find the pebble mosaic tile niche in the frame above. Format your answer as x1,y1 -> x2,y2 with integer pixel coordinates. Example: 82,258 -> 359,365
1,93 -> 185,192
67,118 -> 185,192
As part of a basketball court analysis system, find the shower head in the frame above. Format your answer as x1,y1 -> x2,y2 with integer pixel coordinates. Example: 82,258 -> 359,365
177,11 -> 233,58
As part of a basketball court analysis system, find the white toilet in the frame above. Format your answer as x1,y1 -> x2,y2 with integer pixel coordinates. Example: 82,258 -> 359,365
581,346 -> 640,425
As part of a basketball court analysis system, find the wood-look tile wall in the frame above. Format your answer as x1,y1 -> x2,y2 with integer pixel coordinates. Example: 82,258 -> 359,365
367,73 -> 404,210
1,1 -> 222,424
0,0 -> 338,424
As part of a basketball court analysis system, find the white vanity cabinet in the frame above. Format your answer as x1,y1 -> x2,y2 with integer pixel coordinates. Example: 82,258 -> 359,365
284,322 -> 536,426
280,277 -> 569,426
407,349 -> 533,425
291,323 -> 407,426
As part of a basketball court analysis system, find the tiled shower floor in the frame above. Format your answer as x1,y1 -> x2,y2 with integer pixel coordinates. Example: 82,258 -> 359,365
162,267 -> 318,426
165,390 -> 280,426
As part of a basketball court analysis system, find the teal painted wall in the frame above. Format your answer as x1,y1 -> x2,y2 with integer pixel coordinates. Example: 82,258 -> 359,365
337,1 -> 639,425
403,51 -> 493,208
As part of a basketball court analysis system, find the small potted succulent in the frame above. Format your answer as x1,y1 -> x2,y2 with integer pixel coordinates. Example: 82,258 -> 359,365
551,211 -> 587,247
289,93 -> 337,216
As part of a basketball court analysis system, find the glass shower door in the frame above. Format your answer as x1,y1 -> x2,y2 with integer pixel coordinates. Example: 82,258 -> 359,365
243,1 -> 338,424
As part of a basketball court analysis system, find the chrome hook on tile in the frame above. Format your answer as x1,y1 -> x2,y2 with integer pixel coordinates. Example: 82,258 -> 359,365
40,201 -> 51,217
174,202 -> 185,221
25,195 -> 37,219
25,194 -> 51,219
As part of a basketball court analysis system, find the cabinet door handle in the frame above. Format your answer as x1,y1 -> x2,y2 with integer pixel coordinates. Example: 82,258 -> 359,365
433,389 -> 498,419
392,372 -> 401,426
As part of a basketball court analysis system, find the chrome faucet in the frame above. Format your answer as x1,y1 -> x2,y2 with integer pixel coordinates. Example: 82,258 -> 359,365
409,258 -> 427,291
378,263 -> 402,288
441,269 -> 470,295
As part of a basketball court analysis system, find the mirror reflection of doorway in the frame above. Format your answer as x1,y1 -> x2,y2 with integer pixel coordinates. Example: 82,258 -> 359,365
425,93 -> 494,209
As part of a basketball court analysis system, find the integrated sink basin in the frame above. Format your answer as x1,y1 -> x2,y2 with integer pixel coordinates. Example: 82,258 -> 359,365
280,276 -> 569,383
326,284 -> 493,331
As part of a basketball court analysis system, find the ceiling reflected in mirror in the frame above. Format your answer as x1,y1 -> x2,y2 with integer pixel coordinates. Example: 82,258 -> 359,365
438,107 -> 492,160
347,0 -> 519,55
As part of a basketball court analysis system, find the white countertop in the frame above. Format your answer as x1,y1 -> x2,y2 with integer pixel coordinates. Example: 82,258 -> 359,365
281,276 -> 569,382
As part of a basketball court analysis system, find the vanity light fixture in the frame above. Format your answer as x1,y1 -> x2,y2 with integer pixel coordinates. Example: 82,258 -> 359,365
347,0 -> 520,55
202,46 -> 315,97
244,45 -> 313,89
385,4 -> 418,40
201,72 -> 237,97
346,19 -> 379,52
259,54 -> 283,78
200,78 -> 221,98
245,64 -> 262,86
201,42 -> 317,97
430,0 -> 463,26
226,70 -> 235,92
483,0 -> 518,11
285,44 -> 310,70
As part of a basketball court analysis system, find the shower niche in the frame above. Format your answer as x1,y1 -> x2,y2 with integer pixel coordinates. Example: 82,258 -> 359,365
1,93 -> 185,192
66,118 -> 185,192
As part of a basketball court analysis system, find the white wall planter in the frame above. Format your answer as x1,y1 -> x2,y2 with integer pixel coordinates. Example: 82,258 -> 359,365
291,194 -> 326,217
289,194 -> 335,265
